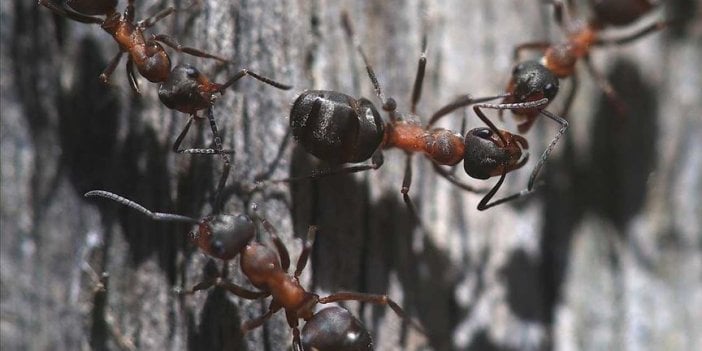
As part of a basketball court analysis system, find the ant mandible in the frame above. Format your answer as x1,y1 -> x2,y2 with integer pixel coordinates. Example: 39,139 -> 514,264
84,190 -> 423,350
286,12 -> 549,211
38,0 -> 228,94
507,0 -> 668,120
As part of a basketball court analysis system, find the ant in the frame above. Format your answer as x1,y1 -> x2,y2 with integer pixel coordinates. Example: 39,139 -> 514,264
284,12 -> 550,211
157,64 -> 292,210
507,0 -> 668,120
38,0 -> 228,94
84,190 -> 424,350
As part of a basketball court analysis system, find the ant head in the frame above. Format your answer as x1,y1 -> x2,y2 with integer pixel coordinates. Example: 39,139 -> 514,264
290,91 -> 385,164
507,60 -> 559,104
301,306 -> 373,351
194,214 -> 256,261
463,127 -> 529,179
589,0 -> 655,26
240,242 -> 282,288
158,64 -> 215,115
66,0 -> 117,15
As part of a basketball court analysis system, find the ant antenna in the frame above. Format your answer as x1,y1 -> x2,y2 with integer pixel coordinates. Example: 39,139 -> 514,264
84,190 -> 199,223
341,11 -> 396,112
217,69 -> 293,94
410,35 -> 427,114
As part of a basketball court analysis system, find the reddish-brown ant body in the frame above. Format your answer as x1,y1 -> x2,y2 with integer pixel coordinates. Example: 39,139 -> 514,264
287,13 -> 550,210
38,0 -> 228,93
84,190 -> 422,350
506,0 -> 667,121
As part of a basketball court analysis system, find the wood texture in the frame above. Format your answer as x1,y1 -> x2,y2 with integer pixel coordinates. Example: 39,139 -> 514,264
1,0 -> 700,350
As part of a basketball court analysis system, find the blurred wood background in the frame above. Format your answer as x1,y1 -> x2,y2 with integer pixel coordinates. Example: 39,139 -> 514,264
1,0 -> 700,350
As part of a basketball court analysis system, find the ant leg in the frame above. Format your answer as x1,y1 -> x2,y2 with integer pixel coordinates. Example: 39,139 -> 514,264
218,281 -> 270,299
172,116 -> 236,155
99,51 -> 124,86
595,20 -> 670,46
265,150 -> 385,184
410,36 -> 427,114
294,226 -> 318,278
292,327 -> 303,351
512,42 -> 550,61
138,7 -> 176,29
527,109 -> 568,190
216,69 -> 292,93
241,302 -> 282,333
251,203 -> 291,272
38,0 -> 103,24
400,154 -> 423,226
583,55 -> 628,117
318,292 -> 426,335
254,127 -> 292,182
84,190 -> 199,223
432,163 -> 487,193
340,11 -> 396,112
206,107 -> 232,213
428,93 -> 509,127
476,171 -> 536,210
125,58 -> 140,95
152,34 -> 228,63
125,0 -> 136,23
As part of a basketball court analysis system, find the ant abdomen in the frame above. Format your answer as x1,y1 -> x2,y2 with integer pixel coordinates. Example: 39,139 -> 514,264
291,90 -> 385,164
194,214 -> 256,261
66,0 -> 117,15
301,306 -> 373,351
464,128 -> 529,180
589,0 -> 656,26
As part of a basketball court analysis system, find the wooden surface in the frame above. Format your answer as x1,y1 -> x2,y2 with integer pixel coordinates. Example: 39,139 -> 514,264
1,0 -> 700,350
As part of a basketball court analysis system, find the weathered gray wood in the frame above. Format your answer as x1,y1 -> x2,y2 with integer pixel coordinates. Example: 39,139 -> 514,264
1,0 -> 700,350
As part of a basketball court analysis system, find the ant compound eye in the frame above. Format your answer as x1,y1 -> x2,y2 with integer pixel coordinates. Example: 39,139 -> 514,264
186,68 -> 198,78
512,63 -> 524,76
543,82 -> 558,99
475,128 -> 493,139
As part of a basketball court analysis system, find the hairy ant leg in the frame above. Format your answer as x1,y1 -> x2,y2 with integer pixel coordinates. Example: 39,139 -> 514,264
152,34 -> 228,63
410,36 -> 428,114
137,6 -> 176,29
38,0 -> 103,24
99,51 -> 126,85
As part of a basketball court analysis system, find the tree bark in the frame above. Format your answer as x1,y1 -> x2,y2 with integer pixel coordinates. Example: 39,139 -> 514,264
1,0 -> 700,350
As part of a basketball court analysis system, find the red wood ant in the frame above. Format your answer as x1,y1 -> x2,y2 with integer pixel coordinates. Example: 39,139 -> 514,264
157,65 -> 292,210
508,0 -> 668,119
38,0 -> 228,94
284,12 -> 550,211
83,191 -> 424,350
